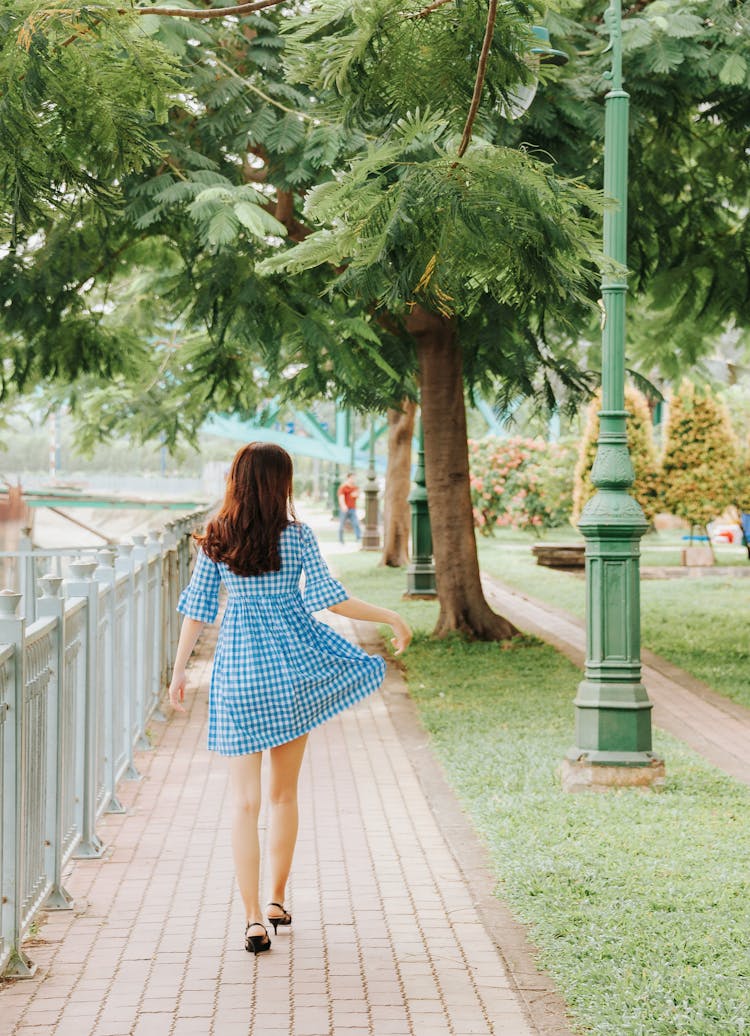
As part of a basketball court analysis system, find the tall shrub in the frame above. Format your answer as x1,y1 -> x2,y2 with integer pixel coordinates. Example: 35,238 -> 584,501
660,380 -> 739,535
572,385 -> 660,523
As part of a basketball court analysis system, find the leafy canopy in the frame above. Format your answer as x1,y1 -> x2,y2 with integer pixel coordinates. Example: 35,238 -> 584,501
264,109 -> 604,323
260,0 -> 607,420
0,0 -> 181,240
284,0 -> 541,134
522,0 -> 750,375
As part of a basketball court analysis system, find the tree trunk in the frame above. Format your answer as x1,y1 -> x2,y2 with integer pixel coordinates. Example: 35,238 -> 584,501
380,399 -> 416,567
407,305 -> 519,640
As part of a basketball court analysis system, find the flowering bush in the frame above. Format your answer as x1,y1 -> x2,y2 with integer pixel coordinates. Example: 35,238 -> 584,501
468,436 -> 576,535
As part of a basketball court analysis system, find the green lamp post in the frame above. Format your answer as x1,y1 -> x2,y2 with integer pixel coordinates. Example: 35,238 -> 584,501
331,464 -> 341,519
331,408 -> 350,518
406,413 -> 437,597
362,419 -> 381,551
562,0 -> 664,791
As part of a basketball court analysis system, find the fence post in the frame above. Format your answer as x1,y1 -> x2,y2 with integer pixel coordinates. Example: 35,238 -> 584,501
17,529 -> 35,624
176,519 -> 191,592
37,577 -> 74,912
131,536 -> 151,749
162,523 -> 178,681
0,591 -> 36,978
95,551 -> 124,815
147,531 -> 166,723
115,545 -> 141,782
65,561 -> 105,860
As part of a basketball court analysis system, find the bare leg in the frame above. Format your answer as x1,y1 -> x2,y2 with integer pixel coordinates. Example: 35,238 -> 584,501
267,733 -> 309,915
227,752 -> 264,930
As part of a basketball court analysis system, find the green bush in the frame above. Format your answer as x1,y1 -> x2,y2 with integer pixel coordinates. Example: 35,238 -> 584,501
660,380 -> 739,533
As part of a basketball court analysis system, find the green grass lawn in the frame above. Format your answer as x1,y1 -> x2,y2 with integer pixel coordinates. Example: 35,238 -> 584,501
475,536 -> 750,710
332,552 -> 750,1036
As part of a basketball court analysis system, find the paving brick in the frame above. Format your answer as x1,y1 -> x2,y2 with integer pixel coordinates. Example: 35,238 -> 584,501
1,579 -> 563,1036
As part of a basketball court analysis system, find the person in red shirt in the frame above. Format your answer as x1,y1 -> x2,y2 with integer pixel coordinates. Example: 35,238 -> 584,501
337,472 -> 361,544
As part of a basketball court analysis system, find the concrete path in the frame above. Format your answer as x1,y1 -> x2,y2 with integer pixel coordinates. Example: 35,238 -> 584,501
481,572 -> 750,786
1,610 -> 568,1036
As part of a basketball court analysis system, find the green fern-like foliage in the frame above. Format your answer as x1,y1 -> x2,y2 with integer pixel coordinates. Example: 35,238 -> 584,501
520,0 -> 750,364
262,111 -> 604,325
283,0 -> 543,136
572,385 -> 660,523
0,0 -> 181,239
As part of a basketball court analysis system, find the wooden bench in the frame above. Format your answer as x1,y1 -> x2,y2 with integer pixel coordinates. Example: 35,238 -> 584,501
531,543 -> 586,569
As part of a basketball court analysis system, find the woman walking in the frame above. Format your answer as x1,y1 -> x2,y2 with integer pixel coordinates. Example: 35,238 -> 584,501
167,443 -> 411,955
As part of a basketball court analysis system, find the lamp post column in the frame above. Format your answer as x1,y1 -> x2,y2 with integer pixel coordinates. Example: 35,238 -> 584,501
362,419 -> 381,551
406,413 -> 436,597
563,0 -> 664,791
331,408 -> 348,518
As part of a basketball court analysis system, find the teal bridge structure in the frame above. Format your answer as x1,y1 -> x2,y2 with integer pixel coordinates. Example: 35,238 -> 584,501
202,398 -> 524,470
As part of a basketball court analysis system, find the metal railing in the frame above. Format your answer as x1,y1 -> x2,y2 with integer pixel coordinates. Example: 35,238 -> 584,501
0,512 -> 206,978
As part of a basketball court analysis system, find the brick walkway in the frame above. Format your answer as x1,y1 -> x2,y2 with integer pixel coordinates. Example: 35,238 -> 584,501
2,612 -> 560,1036
481,572 -> 750,786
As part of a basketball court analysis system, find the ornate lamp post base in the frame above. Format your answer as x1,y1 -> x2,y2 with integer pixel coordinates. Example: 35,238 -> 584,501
405,561 -> 437,597
361,518 -> 381,551
362,420 -> 381,551
405,414 -> 436,598
566,456 -> 664,790
561,756 -> 666,793
331,464 -> 341,519
405,487 -> 437,596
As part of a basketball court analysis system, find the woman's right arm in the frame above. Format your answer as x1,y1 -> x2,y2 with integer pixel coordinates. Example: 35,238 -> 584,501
170,546 -> 221,711
168,617 -> 204,712
328,597 -> 412,656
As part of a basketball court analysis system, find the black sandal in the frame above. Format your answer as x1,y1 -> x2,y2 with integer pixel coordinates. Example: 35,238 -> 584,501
266,902 -> 292,935
245,921 -> 272,954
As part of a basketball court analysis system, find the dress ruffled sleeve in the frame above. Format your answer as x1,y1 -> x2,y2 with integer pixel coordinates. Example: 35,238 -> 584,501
177,547 -> 220,623
300,523 -> 349,614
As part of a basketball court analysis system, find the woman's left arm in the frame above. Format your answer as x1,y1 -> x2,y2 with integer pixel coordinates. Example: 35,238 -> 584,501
328,596 -> 412,655
168,617 -> 204,712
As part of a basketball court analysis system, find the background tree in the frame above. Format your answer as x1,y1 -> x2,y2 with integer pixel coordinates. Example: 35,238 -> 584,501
264,0 -> 604,638
1,2 -> 411,440
573,385 -> 660,523
4,0 -> 750,635
522,0 -> 750,379
660,380 -> 739,538
0,1 -> 181,392
381,401 -> 416,568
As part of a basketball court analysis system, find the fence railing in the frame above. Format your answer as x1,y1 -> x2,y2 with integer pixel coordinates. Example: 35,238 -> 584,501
0,511 -> 206,978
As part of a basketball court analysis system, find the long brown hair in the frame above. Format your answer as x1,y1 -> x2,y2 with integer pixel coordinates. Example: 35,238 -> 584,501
197,442 -> 296,576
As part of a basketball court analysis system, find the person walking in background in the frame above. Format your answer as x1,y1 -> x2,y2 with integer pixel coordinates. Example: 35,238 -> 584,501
167,443 -> 411,956
338,471 -> 361,543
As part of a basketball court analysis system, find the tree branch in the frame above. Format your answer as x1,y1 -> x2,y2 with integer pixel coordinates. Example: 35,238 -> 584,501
456,0 -> 497,159
133,0 -> 284,19
404,0 -> 454,20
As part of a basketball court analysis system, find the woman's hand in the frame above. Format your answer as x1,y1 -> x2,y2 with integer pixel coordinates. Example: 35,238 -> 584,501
390,617 -> 412,657
168,669 -> 188,713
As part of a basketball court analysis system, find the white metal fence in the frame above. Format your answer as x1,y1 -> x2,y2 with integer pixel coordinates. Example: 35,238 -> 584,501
0,512 -> 206,978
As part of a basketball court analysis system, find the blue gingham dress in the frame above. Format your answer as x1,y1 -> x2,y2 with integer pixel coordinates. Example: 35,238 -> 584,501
177,522 -> 386,755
